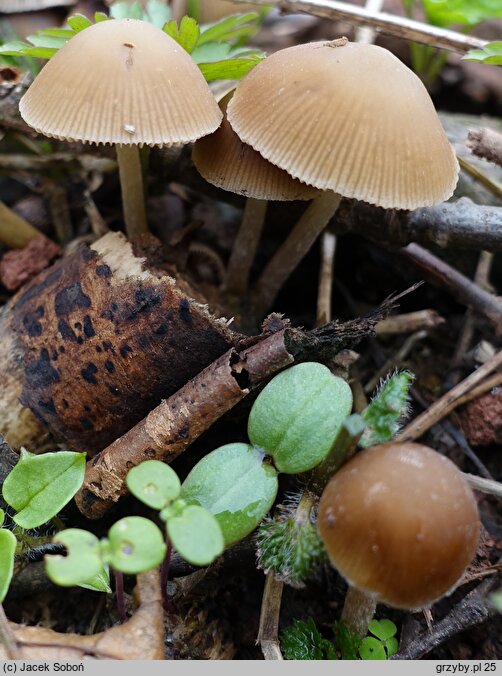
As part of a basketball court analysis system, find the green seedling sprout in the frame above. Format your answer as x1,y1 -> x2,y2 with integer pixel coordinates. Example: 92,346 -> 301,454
281,616 -> 398,660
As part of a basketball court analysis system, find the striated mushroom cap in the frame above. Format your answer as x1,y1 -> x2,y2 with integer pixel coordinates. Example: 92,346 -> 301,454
227,40 -> 459,210
19,18 -> 222,146
318,442 -> 479,609
192,93 -> 319,201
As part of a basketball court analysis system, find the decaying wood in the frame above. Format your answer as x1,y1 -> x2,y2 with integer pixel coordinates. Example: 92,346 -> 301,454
232,0 -> 488,54
335,198 -> 502,253
375,310 -> 445,335
76,300 -> 399,520
0,569 -> 164,660
468,129 -> 502,168
4,231 -> 235,453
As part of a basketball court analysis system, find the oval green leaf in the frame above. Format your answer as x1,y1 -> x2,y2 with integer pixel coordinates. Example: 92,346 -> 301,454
248,363 -> 353,474
0,529 -> 17,602
368,619 -> 397,641
167,504 -> 224,566
79,564 -> 111,593
3,450 -> 86,529
105,517 -> 166,575
126,460 -> 180,510
359,636 -> 387,661
180,443 -> 278,545
45,529 -> 101,587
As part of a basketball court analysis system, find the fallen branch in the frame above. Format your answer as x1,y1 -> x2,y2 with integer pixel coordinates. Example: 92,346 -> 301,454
393,579 -> 497,660
467,128 -> 502,168
75,300 -> 398,520
397,243 -> 502,334
232,0 -> 488,53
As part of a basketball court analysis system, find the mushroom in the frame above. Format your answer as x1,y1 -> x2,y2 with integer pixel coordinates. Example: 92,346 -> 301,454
317,442 -> 480,636
227,38 -> 459,316
192,91 -> 318,297
172,0 -> 260,23
19,18 -> 222,239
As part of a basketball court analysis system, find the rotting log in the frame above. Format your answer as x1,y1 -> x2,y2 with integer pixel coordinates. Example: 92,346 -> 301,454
2,232 -> 236,454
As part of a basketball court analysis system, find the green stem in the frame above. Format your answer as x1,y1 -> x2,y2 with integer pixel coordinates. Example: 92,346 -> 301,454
251,191 -> 342,317
116,144 -> 148,239
0,201 -> 40,248
341,586 -> 377,638
226,197 -> 268,295
308,414 -> 366,495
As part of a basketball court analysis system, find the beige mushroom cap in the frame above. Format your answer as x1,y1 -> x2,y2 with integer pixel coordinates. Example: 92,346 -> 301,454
317,442 -> 480,610
227,40 -> 459,210
192,93 -> 319,201
19,18 -> 222,146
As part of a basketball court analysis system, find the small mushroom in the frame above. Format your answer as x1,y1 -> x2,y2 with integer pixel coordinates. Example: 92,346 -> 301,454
19,18 -> 222,239
192,91 -> 318,296
227,39 -> 459,315
317,442 -> 480,636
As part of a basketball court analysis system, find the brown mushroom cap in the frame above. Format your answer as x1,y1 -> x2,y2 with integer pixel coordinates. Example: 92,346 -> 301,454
318,442 -> 479,609
19,18 -> 222,146
227,40 -> 459,210
192,93 -> 319,201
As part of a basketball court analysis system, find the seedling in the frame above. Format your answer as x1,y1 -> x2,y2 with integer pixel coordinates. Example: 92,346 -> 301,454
280,616 -> 399,660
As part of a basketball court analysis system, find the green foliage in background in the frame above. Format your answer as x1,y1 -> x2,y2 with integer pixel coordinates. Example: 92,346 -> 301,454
0,0 -> 265,82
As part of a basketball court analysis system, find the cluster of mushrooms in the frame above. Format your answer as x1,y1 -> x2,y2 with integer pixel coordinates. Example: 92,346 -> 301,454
18,16 -> 479,637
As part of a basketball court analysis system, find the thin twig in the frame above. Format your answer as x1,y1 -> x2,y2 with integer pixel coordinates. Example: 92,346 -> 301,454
398,243 -> 502,335
316,230 -> 337,325
258,574 -> 284,660
364,330 -> 428,393
232,0 -> 488,53
464,474 -> 502,500
396,349 -> 502,442
457,156 -> 502,200
376,309 -> 445,335
454,371 -> 502,408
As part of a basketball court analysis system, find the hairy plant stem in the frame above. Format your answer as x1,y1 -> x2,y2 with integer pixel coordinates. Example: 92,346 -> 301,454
341,586 -> 377,637
251,191 -> 342,317
226,197 -> 268,295
116,144 -> 148,239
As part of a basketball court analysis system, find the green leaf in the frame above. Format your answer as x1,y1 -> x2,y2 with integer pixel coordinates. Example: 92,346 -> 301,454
421,0 -> 502,27
491,589 -> 502,612
368,619 -> 397,641
360,370 -> 414,448
110,1 -> 144,20
0,41 -> 32,57
126,460 -> 180,510
22,47 -> 59,59
198,12 -> 259,46
176,16 -> 200,53
333,622 -> 361,660
144,0 -> 171,27
248,363 -> 353,474
281,617 -> 336,660
67,14 -> 93,33
359,636 -> 387,660
2,450 -> 86,529
0,529 -> 17,602
199,54 -> 263,81
78,564 -> 111,593
45,529 -> 102,587
26,34 -> 68,49
104,517 -> 166,574
384,636 -> 399,657
167,504 -> 224,566
463,41 -> 502,65
163,19 -> 179,41
181,443 -> 278,545
34,28 -> 75,38
94,12 -> 109,23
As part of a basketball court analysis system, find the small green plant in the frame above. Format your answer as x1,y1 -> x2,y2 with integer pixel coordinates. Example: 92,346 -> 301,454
401,0 -> 502,82
281,617 -> 399,660
360,370 -> 414,448
0,510 -> 16,603
0,2 -> 265,82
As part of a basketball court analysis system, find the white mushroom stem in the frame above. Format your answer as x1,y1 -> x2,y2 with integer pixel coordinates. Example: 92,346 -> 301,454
226,197 -> 268,295
341,586 -> 377,637
251,191 -> 342,316
116,144 -> 148,239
